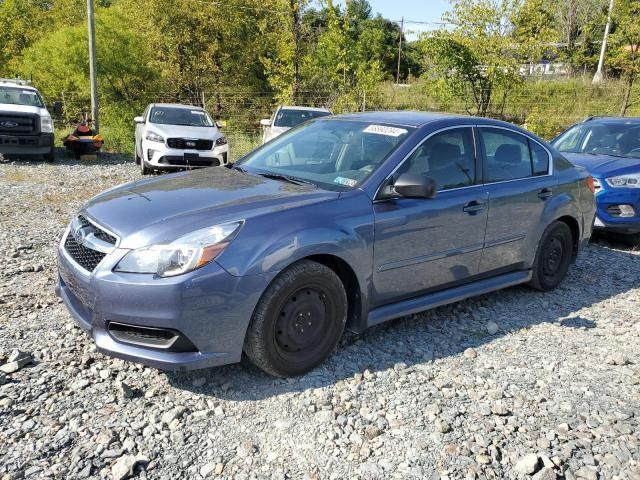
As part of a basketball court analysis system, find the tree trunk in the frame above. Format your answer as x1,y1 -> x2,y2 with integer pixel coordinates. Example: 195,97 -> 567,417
620,76 -> 633,116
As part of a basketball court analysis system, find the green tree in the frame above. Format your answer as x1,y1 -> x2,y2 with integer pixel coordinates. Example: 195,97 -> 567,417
513,0 -> 557,63
608,0 -> 640,115
419,0 -> 523,116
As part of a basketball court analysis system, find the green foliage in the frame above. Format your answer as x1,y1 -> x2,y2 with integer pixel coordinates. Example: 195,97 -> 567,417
418,0 -> 524,116
608,0 -> 640,114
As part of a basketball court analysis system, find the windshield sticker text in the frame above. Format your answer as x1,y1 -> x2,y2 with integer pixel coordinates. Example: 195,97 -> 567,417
363,125 -> 407,137
334,176 -> 358,187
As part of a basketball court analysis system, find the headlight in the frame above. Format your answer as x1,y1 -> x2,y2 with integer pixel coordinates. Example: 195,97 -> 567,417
115,221 -> 243,277
145,131 -> 164,143
40,116 -> 53,133
215,135 -> 227,146
606,174 -> 640,188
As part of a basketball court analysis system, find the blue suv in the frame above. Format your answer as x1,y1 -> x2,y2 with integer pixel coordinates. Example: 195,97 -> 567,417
553,117 -> 640,243
56,112 -> 595,377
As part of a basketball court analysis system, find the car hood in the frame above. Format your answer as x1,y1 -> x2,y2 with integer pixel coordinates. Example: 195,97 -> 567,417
563,152 -> 640,178
147,122 -> 222,141
82,167 -> 339,249
0,103 -> 48,116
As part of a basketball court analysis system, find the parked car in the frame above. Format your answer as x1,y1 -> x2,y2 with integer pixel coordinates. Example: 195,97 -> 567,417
552,116 -> 640,243
134,103 -> 229,174
260,106 -> 331,143
0,78 -> 57,161
57,112 -> 595,377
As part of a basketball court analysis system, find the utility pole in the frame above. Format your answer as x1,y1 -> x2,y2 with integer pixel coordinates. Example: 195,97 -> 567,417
396,17 -> 404,85
87,0 -> 99,132
593,0 -> 614,85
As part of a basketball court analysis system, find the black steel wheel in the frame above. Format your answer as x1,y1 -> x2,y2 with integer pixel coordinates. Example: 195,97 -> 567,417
529,221 -> 574,291
244,260 -> 347,377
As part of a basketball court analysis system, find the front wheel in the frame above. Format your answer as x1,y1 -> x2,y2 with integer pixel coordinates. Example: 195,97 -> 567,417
244,260 -> 347,377
529,221 -> 574,291
140,157 -> 151,175
43,148 -> 55,162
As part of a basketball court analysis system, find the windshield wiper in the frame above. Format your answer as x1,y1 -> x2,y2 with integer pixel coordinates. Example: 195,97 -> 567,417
256,172 -> 316,187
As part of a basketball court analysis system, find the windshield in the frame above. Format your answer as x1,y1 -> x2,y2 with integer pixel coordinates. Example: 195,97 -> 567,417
273,109 -> 330,128
149,107 -> 214,127
236,119 -> 412,191
553,122 -> 640,158
0,86 -> 44,108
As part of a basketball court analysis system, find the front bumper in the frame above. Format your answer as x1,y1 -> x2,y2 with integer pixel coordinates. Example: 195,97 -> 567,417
143,140 -> 229,170
55,234 -> 275,371
0,132 -> 54,155
594,182 -> 640,235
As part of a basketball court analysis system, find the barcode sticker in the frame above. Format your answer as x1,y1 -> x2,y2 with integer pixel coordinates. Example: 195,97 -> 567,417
363,125 -> 407,137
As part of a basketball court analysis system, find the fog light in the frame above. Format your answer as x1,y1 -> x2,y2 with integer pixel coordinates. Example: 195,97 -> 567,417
619,204 -> 636,217
147,149 -> 154,161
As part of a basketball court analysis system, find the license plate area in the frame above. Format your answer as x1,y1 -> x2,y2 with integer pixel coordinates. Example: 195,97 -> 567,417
184,153 -> 199,164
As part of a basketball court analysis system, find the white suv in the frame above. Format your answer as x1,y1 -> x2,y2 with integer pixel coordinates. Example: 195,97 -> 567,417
134,103 -> 229,175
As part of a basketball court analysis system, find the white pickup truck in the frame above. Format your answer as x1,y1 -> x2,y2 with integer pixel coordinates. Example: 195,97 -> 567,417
0,78 -> 56,161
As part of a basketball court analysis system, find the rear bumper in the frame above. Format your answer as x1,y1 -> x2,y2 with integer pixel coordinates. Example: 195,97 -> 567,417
56,239 -> 275,371
594,184 -> 640,235
0,133 -> 53,155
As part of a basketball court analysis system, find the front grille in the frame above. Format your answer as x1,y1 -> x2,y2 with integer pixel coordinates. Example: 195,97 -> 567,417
0,114 -> 37,135
607,205 -> 622,216
64,234 -> 106,272
77,215 -> 117,245
159,155 -> 218,167
167,138 -> 213,150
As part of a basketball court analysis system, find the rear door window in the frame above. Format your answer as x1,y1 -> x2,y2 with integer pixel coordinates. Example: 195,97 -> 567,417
480,128 -> 549,182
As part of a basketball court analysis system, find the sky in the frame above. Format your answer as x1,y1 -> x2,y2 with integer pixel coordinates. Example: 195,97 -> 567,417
366,0 -> 451,39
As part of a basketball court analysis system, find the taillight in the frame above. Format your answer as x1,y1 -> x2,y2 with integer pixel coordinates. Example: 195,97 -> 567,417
586,176 -> 596,193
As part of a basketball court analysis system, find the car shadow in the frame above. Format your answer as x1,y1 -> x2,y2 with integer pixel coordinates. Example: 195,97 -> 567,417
164,242 -> 639,400
1,149 -> 131,167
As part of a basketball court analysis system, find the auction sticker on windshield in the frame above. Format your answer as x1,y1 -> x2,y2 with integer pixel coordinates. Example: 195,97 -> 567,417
333,176 -> 358,187
363,125 -> 407,137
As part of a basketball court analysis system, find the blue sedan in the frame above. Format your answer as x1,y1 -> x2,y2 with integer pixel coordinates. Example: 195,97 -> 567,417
553,116 -> 640,243
56,112 -> 595,377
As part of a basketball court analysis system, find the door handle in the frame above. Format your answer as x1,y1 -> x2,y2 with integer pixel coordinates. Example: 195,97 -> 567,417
538,188 -> 553,200
463,200 -> 486,215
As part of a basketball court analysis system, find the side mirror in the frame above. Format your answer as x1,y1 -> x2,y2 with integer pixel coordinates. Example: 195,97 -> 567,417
260,118 -> 271,127
394,173 -> 437,199
51,101 -> 63,116
134,116 -> 144,124
215,120 -> 223,129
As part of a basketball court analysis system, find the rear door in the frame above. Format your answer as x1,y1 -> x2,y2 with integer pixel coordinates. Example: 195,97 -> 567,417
372,126 -> 488,306
478,126 -> 555,273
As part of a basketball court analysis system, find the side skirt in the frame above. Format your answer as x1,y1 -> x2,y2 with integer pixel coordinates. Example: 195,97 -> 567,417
366,270 -> 532,328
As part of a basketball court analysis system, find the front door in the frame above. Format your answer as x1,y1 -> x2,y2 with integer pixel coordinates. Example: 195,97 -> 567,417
372,127 -> 488,306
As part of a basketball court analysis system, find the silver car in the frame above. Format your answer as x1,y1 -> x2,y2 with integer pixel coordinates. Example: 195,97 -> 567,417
260,106 -> 331,143
134,103 -> 229,175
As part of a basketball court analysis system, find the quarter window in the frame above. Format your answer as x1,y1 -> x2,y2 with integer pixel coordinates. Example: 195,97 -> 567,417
481,128 -> 549,182
397,128 -> 476,191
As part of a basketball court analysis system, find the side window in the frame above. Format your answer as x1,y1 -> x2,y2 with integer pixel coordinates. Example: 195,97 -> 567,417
398,128 -> 476,191
529,140 -> 550,176
481,128 -> 533,182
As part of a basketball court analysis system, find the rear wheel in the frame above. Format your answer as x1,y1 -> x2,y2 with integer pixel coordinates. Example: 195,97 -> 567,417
244,260 -> 347,377
529,221 -> 574,291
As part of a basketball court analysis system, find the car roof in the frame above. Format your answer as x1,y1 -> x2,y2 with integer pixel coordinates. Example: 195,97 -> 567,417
582,116 -> 640,124
280,105 -> 331,112
0,79 -> 38,91
329,111 -> 484,128
149,103 -> 206,110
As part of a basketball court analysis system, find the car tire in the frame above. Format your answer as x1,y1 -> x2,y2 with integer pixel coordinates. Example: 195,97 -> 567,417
244,260 -> 347,377
134,144 -> 141,165
529,221 -> 574,291
140,156 -> 151,175
43,148 -> 55,162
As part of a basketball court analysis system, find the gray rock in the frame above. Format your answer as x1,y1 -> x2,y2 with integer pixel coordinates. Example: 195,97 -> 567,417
486,321 -> 499,335
532,467 -> 557,480
0,350 -> 32,373
161,406 -> 188,425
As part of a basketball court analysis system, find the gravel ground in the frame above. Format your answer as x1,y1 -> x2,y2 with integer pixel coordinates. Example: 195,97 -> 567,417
0,152 -> 639,480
